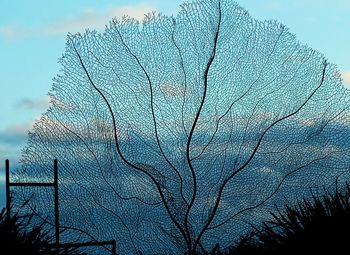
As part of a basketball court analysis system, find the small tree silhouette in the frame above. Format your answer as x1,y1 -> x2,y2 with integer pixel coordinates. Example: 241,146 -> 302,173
13,0 -> 350,254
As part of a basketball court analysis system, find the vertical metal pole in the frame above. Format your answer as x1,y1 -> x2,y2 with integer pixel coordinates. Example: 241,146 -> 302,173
54,159 -> 60,254
5,159 -> 10,220
112,240 -> 116,255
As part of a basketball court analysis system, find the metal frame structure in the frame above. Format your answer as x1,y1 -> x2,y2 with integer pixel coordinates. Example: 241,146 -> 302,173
4,159 -> 116,255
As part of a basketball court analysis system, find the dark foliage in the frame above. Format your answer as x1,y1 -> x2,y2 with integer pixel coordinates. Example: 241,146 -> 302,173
0,207 -> 81,255
224,183 -> 350,255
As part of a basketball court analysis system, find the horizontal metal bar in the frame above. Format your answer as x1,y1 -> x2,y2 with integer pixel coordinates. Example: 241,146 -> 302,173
9,182 -> 55,187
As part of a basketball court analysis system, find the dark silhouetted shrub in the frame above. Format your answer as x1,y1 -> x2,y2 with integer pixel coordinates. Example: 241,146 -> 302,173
0,207 -> 82,255
225,183 -> 350,255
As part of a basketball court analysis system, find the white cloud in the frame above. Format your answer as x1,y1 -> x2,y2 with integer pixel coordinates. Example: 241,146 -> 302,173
44,4 -> 153,35
0,4 -> 153,40
341,71 -> 350,89
0,121 -> 35,170
0,121 -> 34,169
0,25 -> 18,39
5,122 -> 35,136
16,96 -> 51,110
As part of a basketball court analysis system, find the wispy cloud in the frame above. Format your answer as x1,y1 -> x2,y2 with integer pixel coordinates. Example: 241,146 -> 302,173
16,96 -> 51,110
0,4 -> 153,40
0,130 -> 27,146
5,121 -> 34,137
0,122 -> 31,170
0,25 -> 18,39
44,4 -> 153,35
0,98 -> 46,164
341,71 -> 350,89
0,121 -> 34,169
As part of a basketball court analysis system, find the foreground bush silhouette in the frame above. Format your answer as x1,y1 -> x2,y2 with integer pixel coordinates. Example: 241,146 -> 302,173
224,183 -> 350,255
0,207 -> 82,255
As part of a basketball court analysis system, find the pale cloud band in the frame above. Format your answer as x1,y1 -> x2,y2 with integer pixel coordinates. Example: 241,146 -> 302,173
342,71 -> 350,89
44,4 -> 154,35
16,96 -> 51,110
0,4 -> 153,40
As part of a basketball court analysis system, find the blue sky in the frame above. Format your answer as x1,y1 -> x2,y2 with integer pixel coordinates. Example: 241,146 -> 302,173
0,0 -> 349,206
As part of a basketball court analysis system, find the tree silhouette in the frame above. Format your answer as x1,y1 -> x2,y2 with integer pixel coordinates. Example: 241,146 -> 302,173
13,0 -> 350,254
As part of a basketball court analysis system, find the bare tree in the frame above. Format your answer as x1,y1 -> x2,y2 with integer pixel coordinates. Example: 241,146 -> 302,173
13,0 -> 350,254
